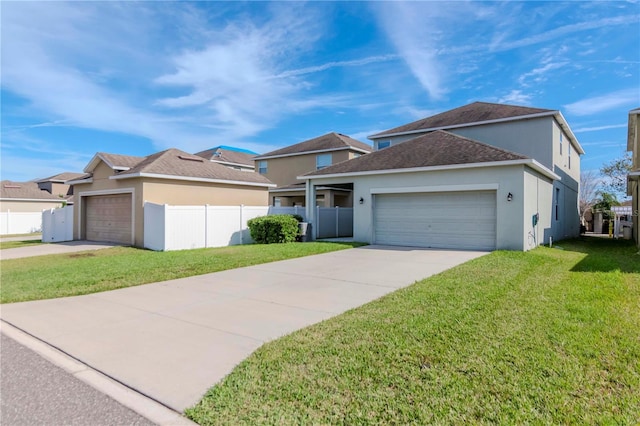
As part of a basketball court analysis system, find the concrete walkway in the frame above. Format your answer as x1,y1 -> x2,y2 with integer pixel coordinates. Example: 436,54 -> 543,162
0,245 -> 488,414
0,241 -> 121,260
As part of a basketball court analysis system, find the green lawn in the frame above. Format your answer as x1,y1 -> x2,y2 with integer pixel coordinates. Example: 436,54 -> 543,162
0,242 -> 362,304
0,239 -> 45,250
187,237 -> 640,425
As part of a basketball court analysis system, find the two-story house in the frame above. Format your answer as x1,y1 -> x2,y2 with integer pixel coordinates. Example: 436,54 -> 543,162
300,102 -> 584,251
253,132 -> 372,207
628,107 -> 640,248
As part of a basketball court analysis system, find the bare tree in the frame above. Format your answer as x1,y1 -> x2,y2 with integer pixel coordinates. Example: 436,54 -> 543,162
579,170 -> 599,226
600,151 -> 632,196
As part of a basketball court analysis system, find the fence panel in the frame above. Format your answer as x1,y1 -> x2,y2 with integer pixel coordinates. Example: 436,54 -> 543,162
337,208 -> 354,237
316,207 -> 353,239
165,205 -> 207,251
143,202 -> 166,251
1,211 -> 44,235
42,206 -> 74,242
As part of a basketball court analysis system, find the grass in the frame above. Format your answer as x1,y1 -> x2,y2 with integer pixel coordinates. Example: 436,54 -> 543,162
0,239 -> 45,250
0,242 -> 363,304
186,236 -> 640,425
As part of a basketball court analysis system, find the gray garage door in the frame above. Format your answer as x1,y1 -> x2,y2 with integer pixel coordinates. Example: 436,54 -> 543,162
373,191 -> 496,250
85,194 -> 132,244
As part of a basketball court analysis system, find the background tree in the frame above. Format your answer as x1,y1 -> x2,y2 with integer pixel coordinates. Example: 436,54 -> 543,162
579,170 -> 599,225
592,191 -> 621,219
600,151 -> 632,196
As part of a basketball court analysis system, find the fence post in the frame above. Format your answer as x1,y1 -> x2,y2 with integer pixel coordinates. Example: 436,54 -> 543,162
336,206 -> 340,238
205,204 -> 209,248
240,205 -> 244,245
6,209 -> 9,235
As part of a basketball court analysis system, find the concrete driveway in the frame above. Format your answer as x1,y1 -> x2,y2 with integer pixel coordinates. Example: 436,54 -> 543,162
0,245 -> 487,413
1,241 -> 121,260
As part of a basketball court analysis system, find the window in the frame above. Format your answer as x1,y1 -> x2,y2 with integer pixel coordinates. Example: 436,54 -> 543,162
258,160 -> 267,174
378,140 -> 391,150
316,153 -> 332,170
559,133 -> 563,155
555,188 -> 560,221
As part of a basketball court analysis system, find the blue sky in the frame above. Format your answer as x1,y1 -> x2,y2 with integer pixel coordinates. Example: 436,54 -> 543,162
1,1 -> 639,182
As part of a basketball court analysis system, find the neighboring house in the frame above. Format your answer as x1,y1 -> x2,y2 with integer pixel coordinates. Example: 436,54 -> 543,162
627,107 -> 640,248
35,172 -> 86,203
1,180 -> 69,234
194,145 -> 257,171
67,148 -> 274,247
300,102 -> 584,251
253,132 -> 372,207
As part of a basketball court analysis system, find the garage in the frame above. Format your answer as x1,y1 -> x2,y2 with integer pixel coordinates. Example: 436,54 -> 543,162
373,191 -> 496,250
84,193 -> 132,244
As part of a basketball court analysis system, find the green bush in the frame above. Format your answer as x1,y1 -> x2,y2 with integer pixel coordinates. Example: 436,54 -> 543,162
247,215 -> 300,244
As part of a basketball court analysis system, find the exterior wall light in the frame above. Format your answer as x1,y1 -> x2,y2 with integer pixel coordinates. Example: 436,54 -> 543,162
359,197 -> 364,204
507,192 -> 513,202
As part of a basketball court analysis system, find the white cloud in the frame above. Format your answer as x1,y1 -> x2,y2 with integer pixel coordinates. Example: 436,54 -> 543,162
573,123 -> 628,133
564,89 -> 640,116
497,90 -> 533,105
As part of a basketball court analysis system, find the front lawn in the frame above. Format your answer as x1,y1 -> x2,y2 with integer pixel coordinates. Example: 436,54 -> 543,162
0,242 -> 363,304
187,237 -> 640,425
0,239 -> 45,250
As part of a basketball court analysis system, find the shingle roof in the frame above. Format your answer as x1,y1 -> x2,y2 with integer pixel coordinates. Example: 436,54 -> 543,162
1,180 -> 66,200
254,132 -> 372,159
371,102 -> 555,138
98,153 -> 146,170
115,148 -> 273,185
35,172 -> 85,183
304,131 -> 529,177
194,146 -> 256,167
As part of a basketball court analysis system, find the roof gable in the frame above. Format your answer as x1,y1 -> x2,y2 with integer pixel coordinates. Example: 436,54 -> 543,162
305,130 -> 529,177
371,102 -> 555,139
84,152 -> 145,173
254,132 -> 372,159
35,172 -> 85,183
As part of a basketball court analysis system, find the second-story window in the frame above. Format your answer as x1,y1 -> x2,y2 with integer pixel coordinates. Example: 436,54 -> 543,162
316,153 -> 332,170
559,133 -> 563,155
258,160 -> 267,174
378,140 -> 391,150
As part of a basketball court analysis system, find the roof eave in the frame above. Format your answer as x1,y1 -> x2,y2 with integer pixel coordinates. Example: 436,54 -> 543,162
66,178 -> 94,185
0,197 -> 66,203
299,159 -> 560,181
110,172 -> 276,188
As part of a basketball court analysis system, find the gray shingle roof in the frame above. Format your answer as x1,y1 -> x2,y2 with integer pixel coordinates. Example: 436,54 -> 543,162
371,102 -> 555,138
98,153 -> 146,169
304,131 -> 529,177
117,148 -> 273,185
194,147 -> 256,167
254,132 -> 372,159
35,172 -> 85,183
1,181 -> 66,200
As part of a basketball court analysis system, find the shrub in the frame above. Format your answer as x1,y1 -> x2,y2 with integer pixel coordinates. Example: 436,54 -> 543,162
247,215 -> 300,244
291,214 -> 304,222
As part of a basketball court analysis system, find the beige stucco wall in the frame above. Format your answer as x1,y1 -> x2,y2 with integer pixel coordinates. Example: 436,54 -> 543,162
1,200 -> 66,212
306,164 -> 555,251
256,150 -> 352,187
73,162 -> 270,247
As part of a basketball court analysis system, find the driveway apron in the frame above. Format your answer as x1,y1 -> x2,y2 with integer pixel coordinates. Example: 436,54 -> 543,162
0,245 -> 487,412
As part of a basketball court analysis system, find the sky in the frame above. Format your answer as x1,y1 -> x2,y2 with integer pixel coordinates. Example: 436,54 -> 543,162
1,1 -> 639,184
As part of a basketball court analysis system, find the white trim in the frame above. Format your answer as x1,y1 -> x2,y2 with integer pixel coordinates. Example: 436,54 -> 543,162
269,187 -> 306,193
210,159 -> 255,169
66,178 -> 93,185
370,183 -> 499,195
254,146 -> 370,160
300,159 -> 560,181
269,186 -> 353,194
84,153 -> 134,173
109,172 -> 276,188
77,188 -> 135,245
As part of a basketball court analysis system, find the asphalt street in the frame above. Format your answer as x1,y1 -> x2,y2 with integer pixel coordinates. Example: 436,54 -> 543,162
1,333 -> 155,426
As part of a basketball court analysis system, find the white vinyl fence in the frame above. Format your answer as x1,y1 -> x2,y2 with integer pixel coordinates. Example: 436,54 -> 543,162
42,206 -> 74,242
0,211 -> 44,235
144,203 -> 271,251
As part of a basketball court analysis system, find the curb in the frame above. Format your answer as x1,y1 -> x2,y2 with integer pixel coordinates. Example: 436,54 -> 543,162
1,322 -> 198,426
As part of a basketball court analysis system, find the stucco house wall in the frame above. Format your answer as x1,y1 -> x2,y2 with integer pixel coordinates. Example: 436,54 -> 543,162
1,200 -> 66,213
306,164 -> 554,251
257,150 -> 352,187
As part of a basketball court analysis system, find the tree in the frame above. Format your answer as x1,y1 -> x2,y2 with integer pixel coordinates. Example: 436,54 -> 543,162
592,191 -> 621,220
579,170 -> 599,225
600,151 -> 632,196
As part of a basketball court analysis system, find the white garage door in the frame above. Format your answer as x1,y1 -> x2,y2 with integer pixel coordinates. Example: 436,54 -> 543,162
85,194 -> 132,245
374,191 -> 496,250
